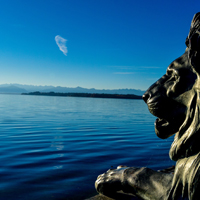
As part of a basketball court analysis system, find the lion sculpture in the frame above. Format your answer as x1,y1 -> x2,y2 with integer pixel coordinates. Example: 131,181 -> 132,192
95,13 -> 200,200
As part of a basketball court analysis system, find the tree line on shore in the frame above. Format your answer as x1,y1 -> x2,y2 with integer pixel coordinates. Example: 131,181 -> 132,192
21,91 -> 142,100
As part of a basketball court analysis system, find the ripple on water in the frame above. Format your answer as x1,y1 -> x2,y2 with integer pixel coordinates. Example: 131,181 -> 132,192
0,96 -> 175,199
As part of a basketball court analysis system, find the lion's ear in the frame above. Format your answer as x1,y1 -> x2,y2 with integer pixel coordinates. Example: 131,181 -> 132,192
188,32 -> 200,73
189,32 -> 200,52
187,13 -> 200,72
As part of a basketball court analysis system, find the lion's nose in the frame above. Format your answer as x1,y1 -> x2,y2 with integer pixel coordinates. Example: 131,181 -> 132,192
142,92 -> 151,103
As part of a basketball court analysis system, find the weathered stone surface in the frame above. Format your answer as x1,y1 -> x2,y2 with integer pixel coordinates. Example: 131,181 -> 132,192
86,192 -> 141,200
95,12 -> 200,200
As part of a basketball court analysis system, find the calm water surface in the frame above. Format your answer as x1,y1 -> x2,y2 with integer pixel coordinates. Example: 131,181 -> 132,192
0,94 -> 175,200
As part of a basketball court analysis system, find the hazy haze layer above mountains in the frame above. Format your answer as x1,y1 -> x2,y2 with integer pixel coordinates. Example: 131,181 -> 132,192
0,84 -> 145,96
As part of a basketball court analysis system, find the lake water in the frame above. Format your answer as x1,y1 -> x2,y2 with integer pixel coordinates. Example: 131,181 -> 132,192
0,94 -> 175,200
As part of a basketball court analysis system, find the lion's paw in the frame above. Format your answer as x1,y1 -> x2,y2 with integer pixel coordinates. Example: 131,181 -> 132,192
95,165 -> 128,195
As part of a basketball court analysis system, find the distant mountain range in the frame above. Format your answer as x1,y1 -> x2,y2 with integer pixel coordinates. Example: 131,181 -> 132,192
0,84 -> 145,96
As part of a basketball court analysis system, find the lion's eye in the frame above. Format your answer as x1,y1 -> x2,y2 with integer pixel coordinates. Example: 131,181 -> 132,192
166,69 -> 179,82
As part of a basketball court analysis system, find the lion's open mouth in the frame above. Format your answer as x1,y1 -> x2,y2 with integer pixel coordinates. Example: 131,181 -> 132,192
154,117 -> 180,139
155,118 -> 169,128
146,96 -> 187,139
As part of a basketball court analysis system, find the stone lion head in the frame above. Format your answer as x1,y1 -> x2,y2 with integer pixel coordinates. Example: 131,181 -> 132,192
143,12 -> 200,199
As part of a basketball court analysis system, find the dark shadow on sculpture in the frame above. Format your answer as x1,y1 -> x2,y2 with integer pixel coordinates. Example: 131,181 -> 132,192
95,13 -> 200,200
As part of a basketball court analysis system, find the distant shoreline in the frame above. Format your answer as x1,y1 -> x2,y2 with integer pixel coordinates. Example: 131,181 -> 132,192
21,91 -> 142,100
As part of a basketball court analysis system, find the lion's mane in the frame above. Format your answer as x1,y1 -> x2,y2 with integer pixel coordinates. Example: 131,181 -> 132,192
167,12 -> 200,198
167,91 -> 200,199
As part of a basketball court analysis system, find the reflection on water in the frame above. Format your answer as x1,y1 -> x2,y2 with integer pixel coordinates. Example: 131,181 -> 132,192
0,94 -> 175,200
51,135 -> 65,170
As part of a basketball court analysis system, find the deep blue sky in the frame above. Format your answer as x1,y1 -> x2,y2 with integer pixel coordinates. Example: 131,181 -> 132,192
0,0 -> 200,90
